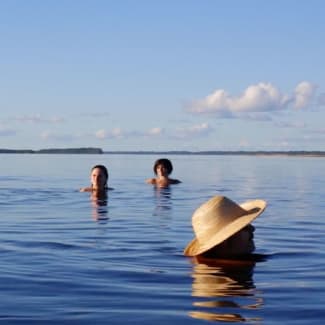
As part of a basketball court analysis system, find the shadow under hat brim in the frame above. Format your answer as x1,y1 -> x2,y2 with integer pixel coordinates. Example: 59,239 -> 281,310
184,199 -> 267,257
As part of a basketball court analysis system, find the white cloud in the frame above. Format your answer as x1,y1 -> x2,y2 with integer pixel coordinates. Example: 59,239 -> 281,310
187,81 -> 317,116
293,81 -> 316,109
95,129 -> 108,139
14,114 -> 64,124
239,139 -> 250,148
95,128 -> 124,139
80,112 -> 110,118
40,131 -> 75,141
111,128 -> 123,137
173,123 -> 213,139
95,127 -> 164,139
147,127 -> 163,136
279,141 -> 290,148
275,121 -> 306,129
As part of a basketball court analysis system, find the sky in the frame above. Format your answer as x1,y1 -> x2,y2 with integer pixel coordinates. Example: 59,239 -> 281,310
0,0 -> 325,151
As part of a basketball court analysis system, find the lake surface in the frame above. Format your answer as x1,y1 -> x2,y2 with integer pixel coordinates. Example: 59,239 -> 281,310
0,154 -> 325,324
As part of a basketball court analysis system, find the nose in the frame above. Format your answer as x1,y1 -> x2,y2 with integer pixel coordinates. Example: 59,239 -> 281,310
245,224 -> 255,232
249,225 -> 255,240
243,224 -> 255,240
243,224 -> 254,232
157,166 -> 166,173
93,175 -> 102,183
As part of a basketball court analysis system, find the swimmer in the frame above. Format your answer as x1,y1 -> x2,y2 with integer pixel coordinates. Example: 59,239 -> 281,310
184,195 -> 267,260
80,164 -> 113,192
146,158 -> 181,187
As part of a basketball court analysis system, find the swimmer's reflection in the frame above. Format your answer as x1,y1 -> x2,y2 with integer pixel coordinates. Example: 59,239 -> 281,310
153,186 -> 172,216
189,256 -> 264,323
91,191 -> 109,222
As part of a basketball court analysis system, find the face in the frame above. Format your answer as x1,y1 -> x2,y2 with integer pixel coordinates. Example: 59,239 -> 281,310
156,164 -> 169,177
91,167 -> 107,190
206,224 -> 255,257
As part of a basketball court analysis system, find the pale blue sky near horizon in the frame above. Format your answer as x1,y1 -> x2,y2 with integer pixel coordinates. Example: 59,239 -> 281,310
0,0 -> 325,151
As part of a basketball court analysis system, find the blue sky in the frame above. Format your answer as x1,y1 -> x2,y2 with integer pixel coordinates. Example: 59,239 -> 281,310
1,0 -> 325,151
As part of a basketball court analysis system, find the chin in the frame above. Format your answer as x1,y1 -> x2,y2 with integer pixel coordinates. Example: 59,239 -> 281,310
248,242 -> 255,253
238,244 -> 255,255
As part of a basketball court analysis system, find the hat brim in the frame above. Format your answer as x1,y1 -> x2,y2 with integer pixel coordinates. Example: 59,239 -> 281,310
184,199 -> 266,257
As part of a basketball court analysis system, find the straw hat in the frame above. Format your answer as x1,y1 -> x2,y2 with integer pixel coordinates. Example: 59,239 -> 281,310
184,196 -> 267,257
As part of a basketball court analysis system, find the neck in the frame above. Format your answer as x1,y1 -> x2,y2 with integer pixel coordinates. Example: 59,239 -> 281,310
157,174 -> 168,179
92,186 -> 107,192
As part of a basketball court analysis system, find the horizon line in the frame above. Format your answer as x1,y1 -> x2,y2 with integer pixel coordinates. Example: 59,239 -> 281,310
1,147 -> 325,156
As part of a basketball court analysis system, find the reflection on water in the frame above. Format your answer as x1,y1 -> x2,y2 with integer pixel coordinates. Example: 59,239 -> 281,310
153,186 -> 172,216
90,191 -> 109,222
189,257 -> 264,323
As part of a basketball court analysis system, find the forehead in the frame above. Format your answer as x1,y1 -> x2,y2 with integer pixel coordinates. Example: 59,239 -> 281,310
91,167 -> 105,175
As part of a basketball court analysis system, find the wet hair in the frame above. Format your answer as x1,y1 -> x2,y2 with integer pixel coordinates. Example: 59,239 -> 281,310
153,158 -> 173,175
91,164 -> 109,185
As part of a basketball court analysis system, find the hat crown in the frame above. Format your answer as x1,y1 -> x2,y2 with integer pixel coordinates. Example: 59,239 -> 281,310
192,196 -> 247,242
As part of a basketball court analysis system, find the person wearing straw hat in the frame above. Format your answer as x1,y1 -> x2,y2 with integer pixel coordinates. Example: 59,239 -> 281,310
184,195 -> 267,259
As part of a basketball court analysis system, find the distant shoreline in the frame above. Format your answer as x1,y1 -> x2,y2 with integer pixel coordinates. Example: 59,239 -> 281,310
1,148 -> 325,157
104,150 -> 325,157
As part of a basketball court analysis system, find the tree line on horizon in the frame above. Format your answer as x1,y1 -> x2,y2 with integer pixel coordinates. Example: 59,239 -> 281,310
1,148 -> 325,156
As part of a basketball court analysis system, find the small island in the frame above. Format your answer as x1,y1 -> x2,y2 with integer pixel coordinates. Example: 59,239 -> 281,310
0,147 -> 103,154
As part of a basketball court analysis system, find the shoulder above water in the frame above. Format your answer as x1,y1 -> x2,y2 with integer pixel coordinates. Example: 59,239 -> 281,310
80,187 -> 92,192
145,178 -> 181,186
79,187 -> 113,192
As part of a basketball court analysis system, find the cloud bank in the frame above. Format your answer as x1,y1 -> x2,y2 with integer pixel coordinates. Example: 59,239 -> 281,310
173,123 -> 213,139
187,81 -> 317,116
95,127 -> 164,140
94,124 -> 211,141
40,131 -> 76,141
13,114 -> 64,124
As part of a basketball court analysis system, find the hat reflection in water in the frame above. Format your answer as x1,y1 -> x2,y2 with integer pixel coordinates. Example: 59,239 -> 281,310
184,196 -> 267,257
189,259 -> 263,322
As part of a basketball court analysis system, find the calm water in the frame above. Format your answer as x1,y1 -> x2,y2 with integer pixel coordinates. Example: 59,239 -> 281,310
0,154 -> 325,324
